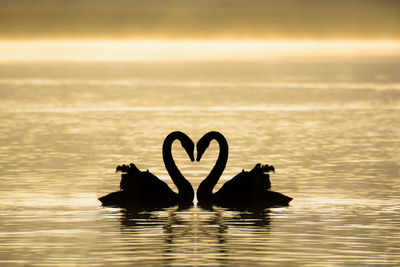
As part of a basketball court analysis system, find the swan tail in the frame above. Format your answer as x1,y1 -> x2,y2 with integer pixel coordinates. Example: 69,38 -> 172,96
264,190 -> 293,206
98,191 -> 126,207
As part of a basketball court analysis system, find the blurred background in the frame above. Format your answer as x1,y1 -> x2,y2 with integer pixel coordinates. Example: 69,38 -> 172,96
1,0 -> 399,61
1,0 -> 399,40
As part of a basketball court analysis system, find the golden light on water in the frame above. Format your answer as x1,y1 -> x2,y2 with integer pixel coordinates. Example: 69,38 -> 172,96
1,40 -> 399,61
1,1 -> 400,266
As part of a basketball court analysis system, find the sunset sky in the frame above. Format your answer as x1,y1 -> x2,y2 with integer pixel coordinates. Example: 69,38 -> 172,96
1,0 -> 399,60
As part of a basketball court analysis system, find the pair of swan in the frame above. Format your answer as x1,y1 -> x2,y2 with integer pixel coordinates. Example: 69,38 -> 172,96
98,131 -> 292,209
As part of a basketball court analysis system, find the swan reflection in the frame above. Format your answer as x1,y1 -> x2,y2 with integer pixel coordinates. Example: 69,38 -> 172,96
118,205 -> 272,242
114,203 -> 275,266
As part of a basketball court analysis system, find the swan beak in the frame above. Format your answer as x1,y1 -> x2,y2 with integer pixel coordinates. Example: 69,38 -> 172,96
190,154 -> 195,162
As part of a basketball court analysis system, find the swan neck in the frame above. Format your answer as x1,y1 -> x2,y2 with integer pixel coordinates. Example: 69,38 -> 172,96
162,133 -> 194,203
197,132 -> 228,202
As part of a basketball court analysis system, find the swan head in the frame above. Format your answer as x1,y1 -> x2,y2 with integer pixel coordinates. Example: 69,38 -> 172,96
196,131 -> 228,162
196,137 -> 210,162
181,137 -> 195,162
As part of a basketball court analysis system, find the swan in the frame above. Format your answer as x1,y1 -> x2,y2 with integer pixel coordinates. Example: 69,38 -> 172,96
98,131 -> 195,208
196,131 -> 292,208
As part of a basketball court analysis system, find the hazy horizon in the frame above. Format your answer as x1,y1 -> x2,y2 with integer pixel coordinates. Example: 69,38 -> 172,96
1,40 -> 399,62
1,0 -> 399,40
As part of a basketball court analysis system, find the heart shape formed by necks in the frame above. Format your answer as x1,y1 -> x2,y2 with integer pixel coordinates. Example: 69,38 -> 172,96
164,131 -> 229,204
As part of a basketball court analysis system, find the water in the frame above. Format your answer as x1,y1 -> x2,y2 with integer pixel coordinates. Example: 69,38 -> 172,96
0,58 -> 399,266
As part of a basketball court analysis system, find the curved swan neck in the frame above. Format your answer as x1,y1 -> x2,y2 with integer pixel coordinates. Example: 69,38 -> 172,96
162,132 -> 194,203
197,132 -> 229,202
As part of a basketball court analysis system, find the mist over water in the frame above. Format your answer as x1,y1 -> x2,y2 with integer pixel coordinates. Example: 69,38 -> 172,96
1,0 -> 399,39
0,59 -> 399,265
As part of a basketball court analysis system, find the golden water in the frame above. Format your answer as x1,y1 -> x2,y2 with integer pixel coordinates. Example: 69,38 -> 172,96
0,60 -> 399,266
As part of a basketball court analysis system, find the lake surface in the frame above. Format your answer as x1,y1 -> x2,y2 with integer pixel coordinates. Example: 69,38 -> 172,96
0,59 -> 399,266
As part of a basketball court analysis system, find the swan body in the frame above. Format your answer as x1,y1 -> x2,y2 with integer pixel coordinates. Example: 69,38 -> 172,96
196,131 -> 292,208
212,164 -> 292,208
98,164 -> 177,208
99,131 -> 195,208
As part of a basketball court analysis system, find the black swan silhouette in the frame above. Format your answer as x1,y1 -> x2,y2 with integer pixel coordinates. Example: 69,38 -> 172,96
196,131 -> 292,208
98,131 -> 195,208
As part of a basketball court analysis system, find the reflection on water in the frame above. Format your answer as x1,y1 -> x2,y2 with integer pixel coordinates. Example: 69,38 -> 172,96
0,60 -> 399,266
117,205 -> 272,266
